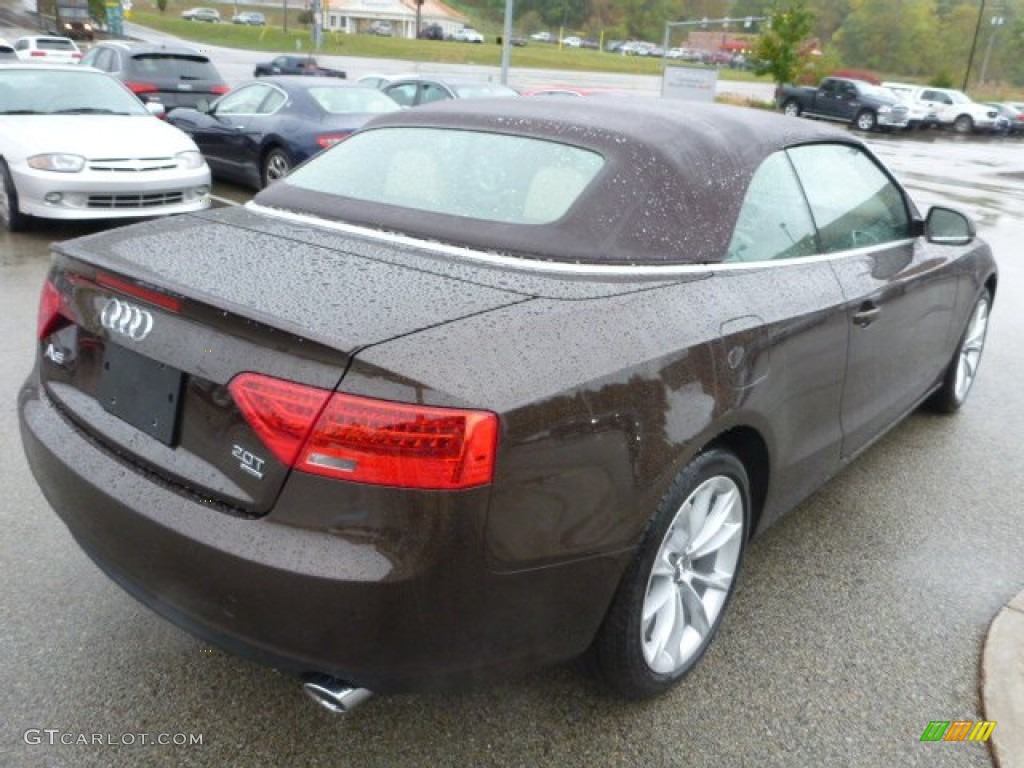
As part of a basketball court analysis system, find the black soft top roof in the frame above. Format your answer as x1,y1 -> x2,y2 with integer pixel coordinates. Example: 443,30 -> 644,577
254,97 -> 860,265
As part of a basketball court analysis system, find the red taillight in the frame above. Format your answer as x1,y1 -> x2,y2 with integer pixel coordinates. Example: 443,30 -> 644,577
37,279 -> 70,339
30,50 -> 46,57
229,373 -> 498,489
124,81 -> 158,95
316,132 -> 351,149
229,374 -> 332,466
71,52 -> 82,59
211,85 -> 230,95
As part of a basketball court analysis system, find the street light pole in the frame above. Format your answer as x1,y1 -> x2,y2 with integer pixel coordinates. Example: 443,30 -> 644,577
979,14 -> 1005,85
499,0 -> 513,84
962,0 -> 986,92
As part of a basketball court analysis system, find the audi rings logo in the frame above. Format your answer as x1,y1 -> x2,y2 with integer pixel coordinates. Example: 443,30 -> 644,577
100,299 -> 154,342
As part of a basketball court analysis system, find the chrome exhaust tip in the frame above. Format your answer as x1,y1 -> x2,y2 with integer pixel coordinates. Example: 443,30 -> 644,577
302,675 -> 373,714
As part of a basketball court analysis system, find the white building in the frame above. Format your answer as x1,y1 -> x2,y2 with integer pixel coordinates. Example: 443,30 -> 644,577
323,0 -> 467,39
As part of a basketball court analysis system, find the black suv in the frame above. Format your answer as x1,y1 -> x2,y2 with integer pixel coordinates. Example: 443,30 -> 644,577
417,23 -> 444,40
80,42 -> 229,113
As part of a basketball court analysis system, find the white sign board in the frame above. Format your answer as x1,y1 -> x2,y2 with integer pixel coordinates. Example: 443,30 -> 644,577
661,65 -> 718,102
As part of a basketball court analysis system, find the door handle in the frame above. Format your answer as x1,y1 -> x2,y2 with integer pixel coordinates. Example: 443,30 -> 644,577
852,302 -> 881,328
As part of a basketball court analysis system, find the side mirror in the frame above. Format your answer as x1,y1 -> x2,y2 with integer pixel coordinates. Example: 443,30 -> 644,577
145,101 -> 166,118
925,206 -> 975,246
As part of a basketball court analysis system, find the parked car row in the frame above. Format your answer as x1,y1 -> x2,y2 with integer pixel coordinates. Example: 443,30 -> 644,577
1,35 -> 529,229
779,76 -> 1022,135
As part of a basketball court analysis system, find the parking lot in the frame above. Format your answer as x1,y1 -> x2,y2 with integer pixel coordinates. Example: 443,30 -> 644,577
0,111 -> 1022,767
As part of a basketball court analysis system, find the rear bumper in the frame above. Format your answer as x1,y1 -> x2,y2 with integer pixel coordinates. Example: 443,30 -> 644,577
19,376 -> 627,692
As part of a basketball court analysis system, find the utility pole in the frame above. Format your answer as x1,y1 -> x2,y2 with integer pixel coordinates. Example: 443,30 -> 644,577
962,0 -> 986,91
499,0 -> 513,84
312,0 -> 322,49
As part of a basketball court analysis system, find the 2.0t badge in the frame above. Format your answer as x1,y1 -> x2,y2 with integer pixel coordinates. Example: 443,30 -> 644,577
100,298 -> 153,342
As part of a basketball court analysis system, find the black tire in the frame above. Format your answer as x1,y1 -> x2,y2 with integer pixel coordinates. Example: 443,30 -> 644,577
953,114 -> 974,134
855,109 -> 877,132
782,100 -> 801,117
928,290 -> 992,414
0,158 -> 29,232
589,449 -> 750,699
260,147 -> 292,188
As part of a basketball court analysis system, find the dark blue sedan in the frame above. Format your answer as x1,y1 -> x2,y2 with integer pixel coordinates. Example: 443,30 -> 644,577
167,77 -> 400,189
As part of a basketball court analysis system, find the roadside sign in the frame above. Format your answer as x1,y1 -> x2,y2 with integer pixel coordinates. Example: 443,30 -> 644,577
661,65 -> 717,102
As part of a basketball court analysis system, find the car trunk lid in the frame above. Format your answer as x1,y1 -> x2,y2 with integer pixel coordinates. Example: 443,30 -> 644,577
38,211 -> 535,516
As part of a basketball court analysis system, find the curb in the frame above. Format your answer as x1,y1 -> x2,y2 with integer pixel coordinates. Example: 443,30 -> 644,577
982,591 -> 1024,767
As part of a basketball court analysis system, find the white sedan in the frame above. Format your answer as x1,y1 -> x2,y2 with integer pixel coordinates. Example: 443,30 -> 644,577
0,64 -> 211,231
453,28 -> 484,43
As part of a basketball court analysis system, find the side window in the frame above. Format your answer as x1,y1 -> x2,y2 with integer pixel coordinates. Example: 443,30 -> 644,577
787,143 -> 911,254
259,87 -> 287,114
385,83 -> 417,107
726,152 -> 818,263
93,48 -> 114,71
419,84 -> 451,104
216,84 -> 270,114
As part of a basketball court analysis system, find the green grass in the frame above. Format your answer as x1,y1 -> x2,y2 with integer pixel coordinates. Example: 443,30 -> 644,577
128,5 -> 771,81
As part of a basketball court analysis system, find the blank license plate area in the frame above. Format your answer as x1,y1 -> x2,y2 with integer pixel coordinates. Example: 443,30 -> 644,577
97,342 -> 183,446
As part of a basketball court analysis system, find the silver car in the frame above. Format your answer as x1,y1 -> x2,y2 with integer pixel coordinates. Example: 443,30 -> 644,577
0,64 -> 211,232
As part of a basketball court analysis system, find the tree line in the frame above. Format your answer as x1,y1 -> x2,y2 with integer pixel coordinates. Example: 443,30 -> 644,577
476,0 -> 1024,87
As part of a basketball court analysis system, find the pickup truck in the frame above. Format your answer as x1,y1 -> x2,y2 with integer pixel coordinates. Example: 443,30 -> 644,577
777,77 -> 909,132
253,55 -> 347,79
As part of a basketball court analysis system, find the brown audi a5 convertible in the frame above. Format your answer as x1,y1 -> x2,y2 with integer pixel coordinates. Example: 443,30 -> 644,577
19,98 -> 996,711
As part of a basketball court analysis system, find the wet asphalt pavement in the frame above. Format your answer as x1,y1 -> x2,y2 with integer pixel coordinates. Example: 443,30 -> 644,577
1,133 -> 1023,768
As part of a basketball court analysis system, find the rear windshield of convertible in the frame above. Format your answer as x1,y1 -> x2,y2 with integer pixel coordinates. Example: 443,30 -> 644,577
282,127 -> 606,225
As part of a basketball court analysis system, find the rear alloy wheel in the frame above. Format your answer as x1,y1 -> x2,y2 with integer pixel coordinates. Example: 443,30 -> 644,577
855,110 -> 877,132
953,114 -> 974,134
0,158 -> 29,232
261,148 -> 292,188
590,449 -> 749,699
783,100 -> 801,117
929,290 -> 991,413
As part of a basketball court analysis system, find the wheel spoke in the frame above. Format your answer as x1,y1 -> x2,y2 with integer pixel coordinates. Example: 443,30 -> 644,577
651,551 -> 675,578
664,520 -> 690,556
963,352 -> 978,378
645,589 -> 678,664
687,485 -> 715,537
689,568 -> 733,592
688,487 -> 737,556
678,579 -> 711,638
643,576 -> 674,621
